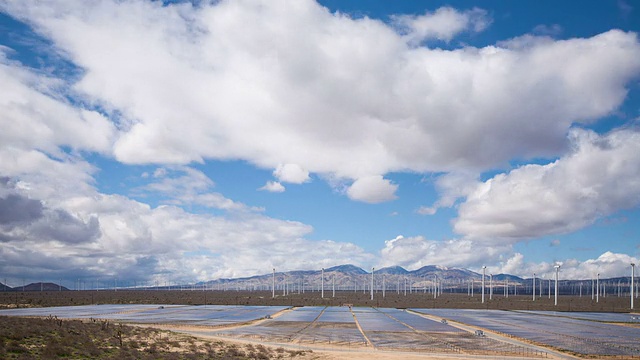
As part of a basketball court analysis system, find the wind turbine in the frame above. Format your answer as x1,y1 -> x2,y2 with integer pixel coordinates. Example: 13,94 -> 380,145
321,268 -> 324,298
631,263 -> 635,310
433,274 -> 437,299
597,273 -> 600,303
532,273 -> 536,301
370,267 -> 374,301
554,265 -> 560,306
382,274 -> 386,298
481,266 -> 486,303
332,273 -> 335,298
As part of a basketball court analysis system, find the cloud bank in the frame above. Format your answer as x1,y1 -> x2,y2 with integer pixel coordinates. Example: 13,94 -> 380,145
454,129 -> 640,241
3,0 -> 639,198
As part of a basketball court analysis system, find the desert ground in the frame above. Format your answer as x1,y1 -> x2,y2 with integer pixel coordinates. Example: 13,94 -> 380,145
1,290 -> 637,359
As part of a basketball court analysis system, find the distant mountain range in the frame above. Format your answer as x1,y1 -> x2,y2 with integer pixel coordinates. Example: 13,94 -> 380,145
0,282 -> 70,292
2,265 -> 635,293
201,264 -> 524,292
201,265 -> 636,295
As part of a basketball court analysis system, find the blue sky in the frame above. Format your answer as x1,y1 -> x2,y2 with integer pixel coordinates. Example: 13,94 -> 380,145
0,0 -> 639,285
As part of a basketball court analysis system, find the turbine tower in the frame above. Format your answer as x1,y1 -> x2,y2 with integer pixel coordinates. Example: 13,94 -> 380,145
532,273 -> 536,301
370,267 -> 374,301
554,265 -> 560,306
489,273 -> 493,300
631,263 -> 635,310
321,268 -> 324,298
481,266 -> 486,303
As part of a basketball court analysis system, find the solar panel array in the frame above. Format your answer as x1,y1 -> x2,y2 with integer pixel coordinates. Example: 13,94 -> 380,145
413,308 -> 640,357
7,305 -> 635,356
217,306 -> 367,346
518,310 -> 640,323
0,304 -> 287,326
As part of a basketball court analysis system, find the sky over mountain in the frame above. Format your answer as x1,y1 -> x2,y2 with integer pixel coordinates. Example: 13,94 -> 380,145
0,0 -> 639,285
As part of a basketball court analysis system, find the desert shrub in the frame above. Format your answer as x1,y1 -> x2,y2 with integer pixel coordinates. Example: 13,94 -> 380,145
168,340 -> 181,348
1,315 -> 289,359
6,340 -> 27,354
225,344 -> 245,357
252,348 -> 271,360
289,349 -> 309,356
42,339 -> 71,358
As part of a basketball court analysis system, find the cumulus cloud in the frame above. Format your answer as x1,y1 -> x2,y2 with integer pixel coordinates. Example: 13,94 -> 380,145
0,48 -> 117,156
0,181 -> 100,244
379,235 -> 510,270
347,175 -> 398,203
2,0 -> 638,183
259,181 -> 285,193
134,166 -> 250,211
391,6 -> 491,44
416,206 -> 437,216
487,251 -> 638,280
417,171 -> 479,215
454,129 -> 640,241
0,193 -> 43,225
273,164 -> 310,184
0,169 -> 373,282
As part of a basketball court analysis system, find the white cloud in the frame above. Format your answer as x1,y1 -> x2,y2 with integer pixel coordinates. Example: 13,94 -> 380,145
418,171 -> 479,215
135,166 -> 250,211
391,6 -> 491,44
0,48 -> 117,156
454,129 -> 640,241
416,206 -> 437,215
259,181 -> 285,193
0,168 -> 372,282
273,163 -> 309,184
379,235 -> 510,270
2,1 -> 638,185
532,24 -> 563,37
153,167 -> 167,178
0,147 -> 97,201
488,251 -> 638,280
347,175 -> 398,203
